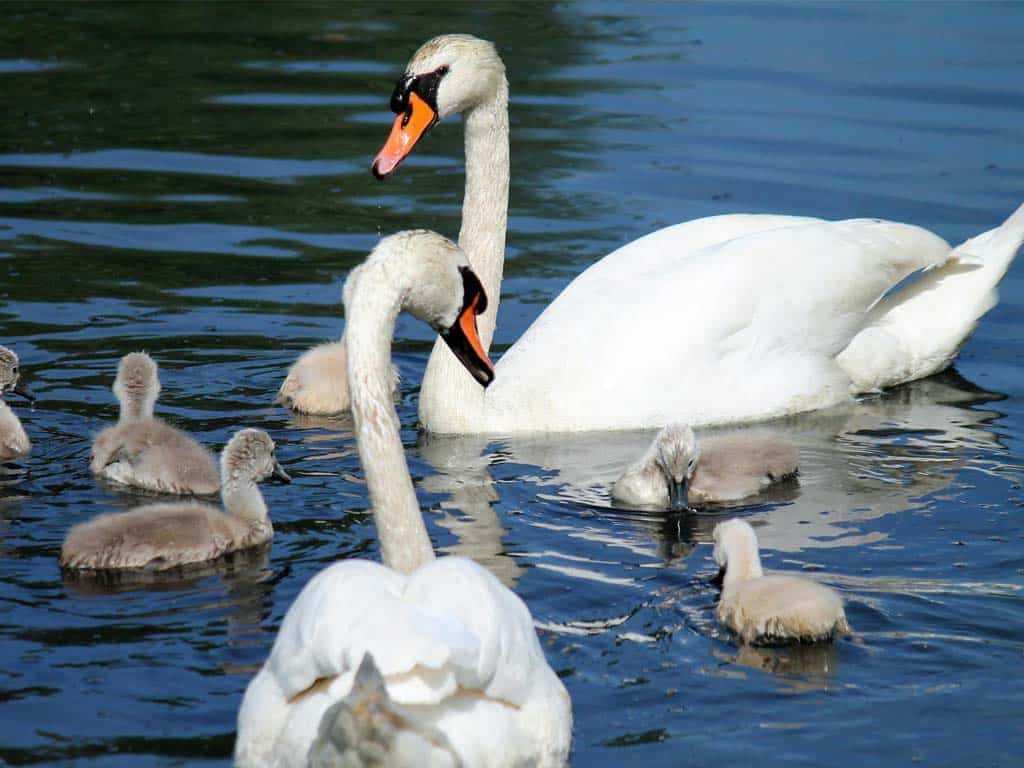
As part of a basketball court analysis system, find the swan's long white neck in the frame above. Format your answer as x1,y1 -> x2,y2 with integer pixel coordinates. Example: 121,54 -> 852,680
347,266 -> 436,574
420,76 -> 509,429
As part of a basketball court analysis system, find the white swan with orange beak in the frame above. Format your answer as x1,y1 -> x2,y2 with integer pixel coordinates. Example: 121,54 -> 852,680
286,34 -> 1024,434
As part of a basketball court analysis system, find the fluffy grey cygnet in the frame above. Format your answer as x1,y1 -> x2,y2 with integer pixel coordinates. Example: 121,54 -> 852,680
712,518 -> 850,644
0,346 -> 34,462
91,352 -> 219,494
63,428 -> 289,571
611,423 -> 798,511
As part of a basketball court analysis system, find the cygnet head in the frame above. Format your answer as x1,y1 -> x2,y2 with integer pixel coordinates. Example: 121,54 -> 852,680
372,34 -> 504,178
113,352 -> 160,421
712,518 -> 764,588
0,346 -> 33,402
221,428 -> 290,487
654,423 -> 700,512
344,230 -> 494,387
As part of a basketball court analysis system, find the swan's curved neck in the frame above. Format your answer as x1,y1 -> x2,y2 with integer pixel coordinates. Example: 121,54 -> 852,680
347,267 -> 436,574
222,477 -> 269,527
420,77 -> 509,428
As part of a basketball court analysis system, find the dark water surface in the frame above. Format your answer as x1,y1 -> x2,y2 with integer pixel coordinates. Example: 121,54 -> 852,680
1,2 -> 1023,765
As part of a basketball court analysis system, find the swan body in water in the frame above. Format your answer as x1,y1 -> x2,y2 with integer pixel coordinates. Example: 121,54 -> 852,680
235,231 -> 572,768
612,423 -> 798,510
62,428 -> 289,571
91,352 -> 220,494
0,347 -> 34,462
365,34 -> 1024,434
713,518 -> 850,644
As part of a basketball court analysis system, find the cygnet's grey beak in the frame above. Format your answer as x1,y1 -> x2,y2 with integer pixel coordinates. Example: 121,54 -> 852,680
668,476 -> 690,512
271,461 -> 291,484
11,382 -> 35,403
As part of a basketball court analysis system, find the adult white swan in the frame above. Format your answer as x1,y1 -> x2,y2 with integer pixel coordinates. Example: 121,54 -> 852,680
236,231 -> 572,768
286,35 -> 1024,433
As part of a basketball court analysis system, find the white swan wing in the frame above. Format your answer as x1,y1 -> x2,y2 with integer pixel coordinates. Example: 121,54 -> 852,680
565,213 -> 822,289
235,558 -> 571,768
489,217 -> 950,430
839,202 -> 1024,391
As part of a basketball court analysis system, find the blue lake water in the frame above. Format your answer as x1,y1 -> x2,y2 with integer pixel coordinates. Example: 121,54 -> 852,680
1,2 -> 1022,765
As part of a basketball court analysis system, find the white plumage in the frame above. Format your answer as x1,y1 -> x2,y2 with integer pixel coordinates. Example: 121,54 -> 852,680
238,558 -> 570,767
367,34 -> 1024,434
235,231 -> 572,768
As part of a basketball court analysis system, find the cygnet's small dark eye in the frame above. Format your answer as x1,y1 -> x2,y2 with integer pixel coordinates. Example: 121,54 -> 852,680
12,366 -> 18,374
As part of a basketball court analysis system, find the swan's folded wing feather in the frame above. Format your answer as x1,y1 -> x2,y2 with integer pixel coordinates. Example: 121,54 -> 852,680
492,217 -> 950,429
568,213 -> 823,290
266,560 -> 469,703
236,557 -> 570,768
839,203 -> 1024,391
404,557 -> 552,706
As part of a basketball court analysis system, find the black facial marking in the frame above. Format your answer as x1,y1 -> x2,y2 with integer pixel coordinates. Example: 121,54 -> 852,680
389,65 -> 450,115
458,265 -> 487,315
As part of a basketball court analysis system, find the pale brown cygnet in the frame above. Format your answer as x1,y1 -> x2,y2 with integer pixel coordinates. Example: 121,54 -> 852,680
63,428 -> 289,570
91,352 -> 219,494
277,339 -> 399,415
712,518 -> 850,644
612,423 -> 798,511
0,346 -> 33,462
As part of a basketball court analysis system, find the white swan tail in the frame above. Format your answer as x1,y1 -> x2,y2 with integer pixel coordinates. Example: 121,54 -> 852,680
838,202 -> 1024,392
309,653 -> 462,768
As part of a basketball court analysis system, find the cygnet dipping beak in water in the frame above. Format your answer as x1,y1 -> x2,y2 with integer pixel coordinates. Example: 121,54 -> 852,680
611,423 -> 798,511
712,518 -> 850,645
